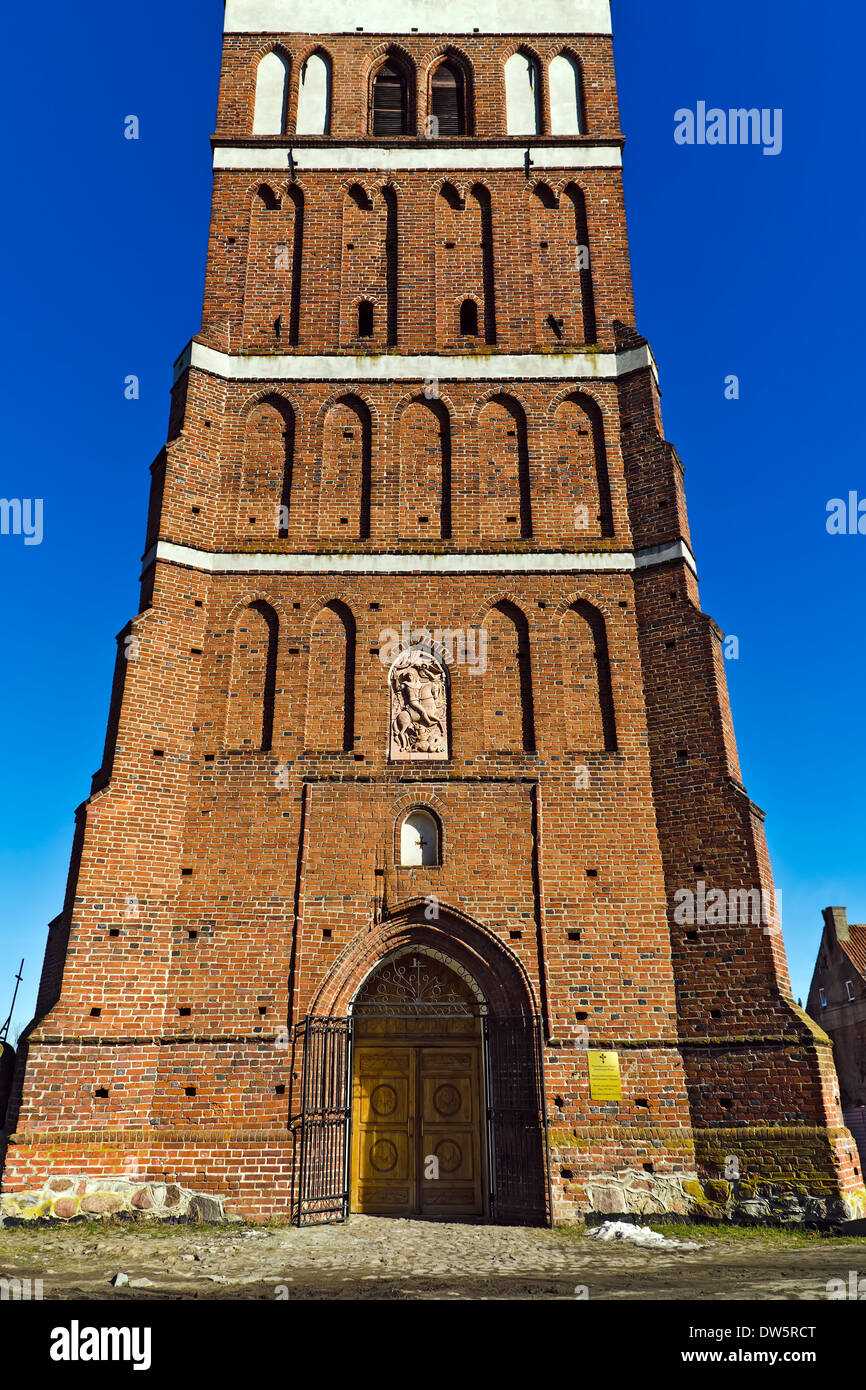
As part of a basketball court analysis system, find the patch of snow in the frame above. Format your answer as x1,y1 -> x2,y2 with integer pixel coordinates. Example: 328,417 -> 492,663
587,1221 -> 701,1250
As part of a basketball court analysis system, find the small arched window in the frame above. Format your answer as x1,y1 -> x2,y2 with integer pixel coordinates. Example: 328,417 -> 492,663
459,298 -> 479,336
548,53 -> 583,135
400,810 -> 440,867
505,51 -> 541,135
372,60 -> 409,136
431,60 -> 466,136
253,51 -> 290,135
357,301 -> 374,337
296,51 -> 332,134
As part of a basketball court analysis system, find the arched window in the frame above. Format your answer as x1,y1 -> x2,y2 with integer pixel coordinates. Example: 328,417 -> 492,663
548,53 -> 583,135
382,185 -> 399,346
357,300 -> 374,337
253,51 -> 290,135
296,50 -> 331,134
243,185 -> 303,350
504,51 -> 541,135
400,810 -> 440,866
372,60 -> 410,136
430,60 -> 466,136
459,298 -> 479,336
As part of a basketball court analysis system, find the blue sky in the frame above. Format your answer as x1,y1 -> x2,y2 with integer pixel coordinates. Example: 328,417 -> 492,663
0,0 -> 862,1039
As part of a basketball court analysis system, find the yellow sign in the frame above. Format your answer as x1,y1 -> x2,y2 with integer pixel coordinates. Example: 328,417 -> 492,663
588,1050 -> 622,1102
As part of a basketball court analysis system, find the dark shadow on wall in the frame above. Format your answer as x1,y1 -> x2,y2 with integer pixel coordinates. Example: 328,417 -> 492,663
0,1041 -> 15,1132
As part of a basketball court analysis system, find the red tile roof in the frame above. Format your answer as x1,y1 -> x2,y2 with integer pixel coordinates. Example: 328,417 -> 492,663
842,924 -> 866,977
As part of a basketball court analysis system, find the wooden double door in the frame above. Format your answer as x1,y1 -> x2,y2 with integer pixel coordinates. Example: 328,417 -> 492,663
351,1041 -> 485,1218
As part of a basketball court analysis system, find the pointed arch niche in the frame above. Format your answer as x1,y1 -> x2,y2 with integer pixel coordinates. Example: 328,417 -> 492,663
318,396 -> 372,539
560,601 -> 617,752
398,397 -> 452,540
548,52 -> 584,135
548,393 -> 613,540
296,50 -> 331,134
243,184 -> 304,349
482,601 -> 536,753
504,50 -> 541,135
305,601 -> 356,752
253,51 -> 290,135
477,395 -> 532,539
225,601 -> 279,752
236,396 -> 295,540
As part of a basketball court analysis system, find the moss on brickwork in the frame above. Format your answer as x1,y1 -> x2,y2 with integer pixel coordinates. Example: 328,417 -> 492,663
694,1127 -> 855,1192
548,1125 -> 696,1155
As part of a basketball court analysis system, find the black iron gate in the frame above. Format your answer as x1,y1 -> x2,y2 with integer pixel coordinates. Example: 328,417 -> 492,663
293,1016 -> 353,1227
484,1014 -> 552,1226
293,1010 -> 551,1227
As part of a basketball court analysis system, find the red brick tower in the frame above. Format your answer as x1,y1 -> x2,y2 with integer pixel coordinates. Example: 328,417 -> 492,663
2,0 -> 863,1225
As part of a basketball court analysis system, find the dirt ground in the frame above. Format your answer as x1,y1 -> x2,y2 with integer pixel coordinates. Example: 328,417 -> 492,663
1,1216 -> 865,1300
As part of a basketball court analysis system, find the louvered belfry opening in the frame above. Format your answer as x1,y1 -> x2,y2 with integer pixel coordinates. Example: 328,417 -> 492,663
372,60 -> 409,136
431,60 -> 465,135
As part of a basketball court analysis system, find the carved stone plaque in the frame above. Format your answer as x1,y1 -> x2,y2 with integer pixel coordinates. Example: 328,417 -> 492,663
388,651 -> 449,761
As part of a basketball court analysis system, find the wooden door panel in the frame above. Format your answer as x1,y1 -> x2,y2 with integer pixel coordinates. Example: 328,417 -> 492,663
421,1073 -> 474,1125
356,1127 -> 412,1182
352,1042 -> 484,1218
352,1047 -> 415,1216
419,1046 -> 483,1216
357,1075 -> 410,1127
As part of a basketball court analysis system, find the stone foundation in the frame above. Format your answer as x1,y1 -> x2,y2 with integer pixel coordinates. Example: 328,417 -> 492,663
582,1167 -> 697,1218
575,1167 -> 866,1225
0,1176 -> 226,1224
692,1126 -> 866,1224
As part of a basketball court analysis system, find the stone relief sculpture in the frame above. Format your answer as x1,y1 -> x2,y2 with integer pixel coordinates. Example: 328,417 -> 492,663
389,650 -> 449,761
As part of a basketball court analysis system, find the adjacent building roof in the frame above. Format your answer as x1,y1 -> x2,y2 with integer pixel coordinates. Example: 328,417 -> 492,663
842,923 -> 866,978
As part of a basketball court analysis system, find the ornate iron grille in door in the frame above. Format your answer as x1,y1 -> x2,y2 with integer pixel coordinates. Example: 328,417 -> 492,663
293,1016 -> 353,1226
484,1014 -> 551,1226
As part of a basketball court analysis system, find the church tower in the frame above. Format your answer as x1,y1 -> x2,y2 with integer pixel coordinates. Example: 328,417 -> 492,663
2,0 -> 863,1225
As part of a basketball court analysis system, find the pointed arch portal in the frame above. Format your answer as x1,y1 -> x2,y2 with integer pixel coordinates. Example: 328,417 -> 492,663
293,926 -> 550,1228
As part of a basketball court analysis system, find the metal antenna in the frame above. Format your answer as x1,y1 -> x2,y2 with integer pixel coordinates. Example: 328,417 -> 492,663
0,959 -> 24,1043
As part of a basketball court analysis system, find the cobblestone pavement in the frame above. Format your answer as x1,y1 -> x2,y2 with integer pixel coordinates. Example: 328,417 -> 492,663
1,1216 -> 864,1300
